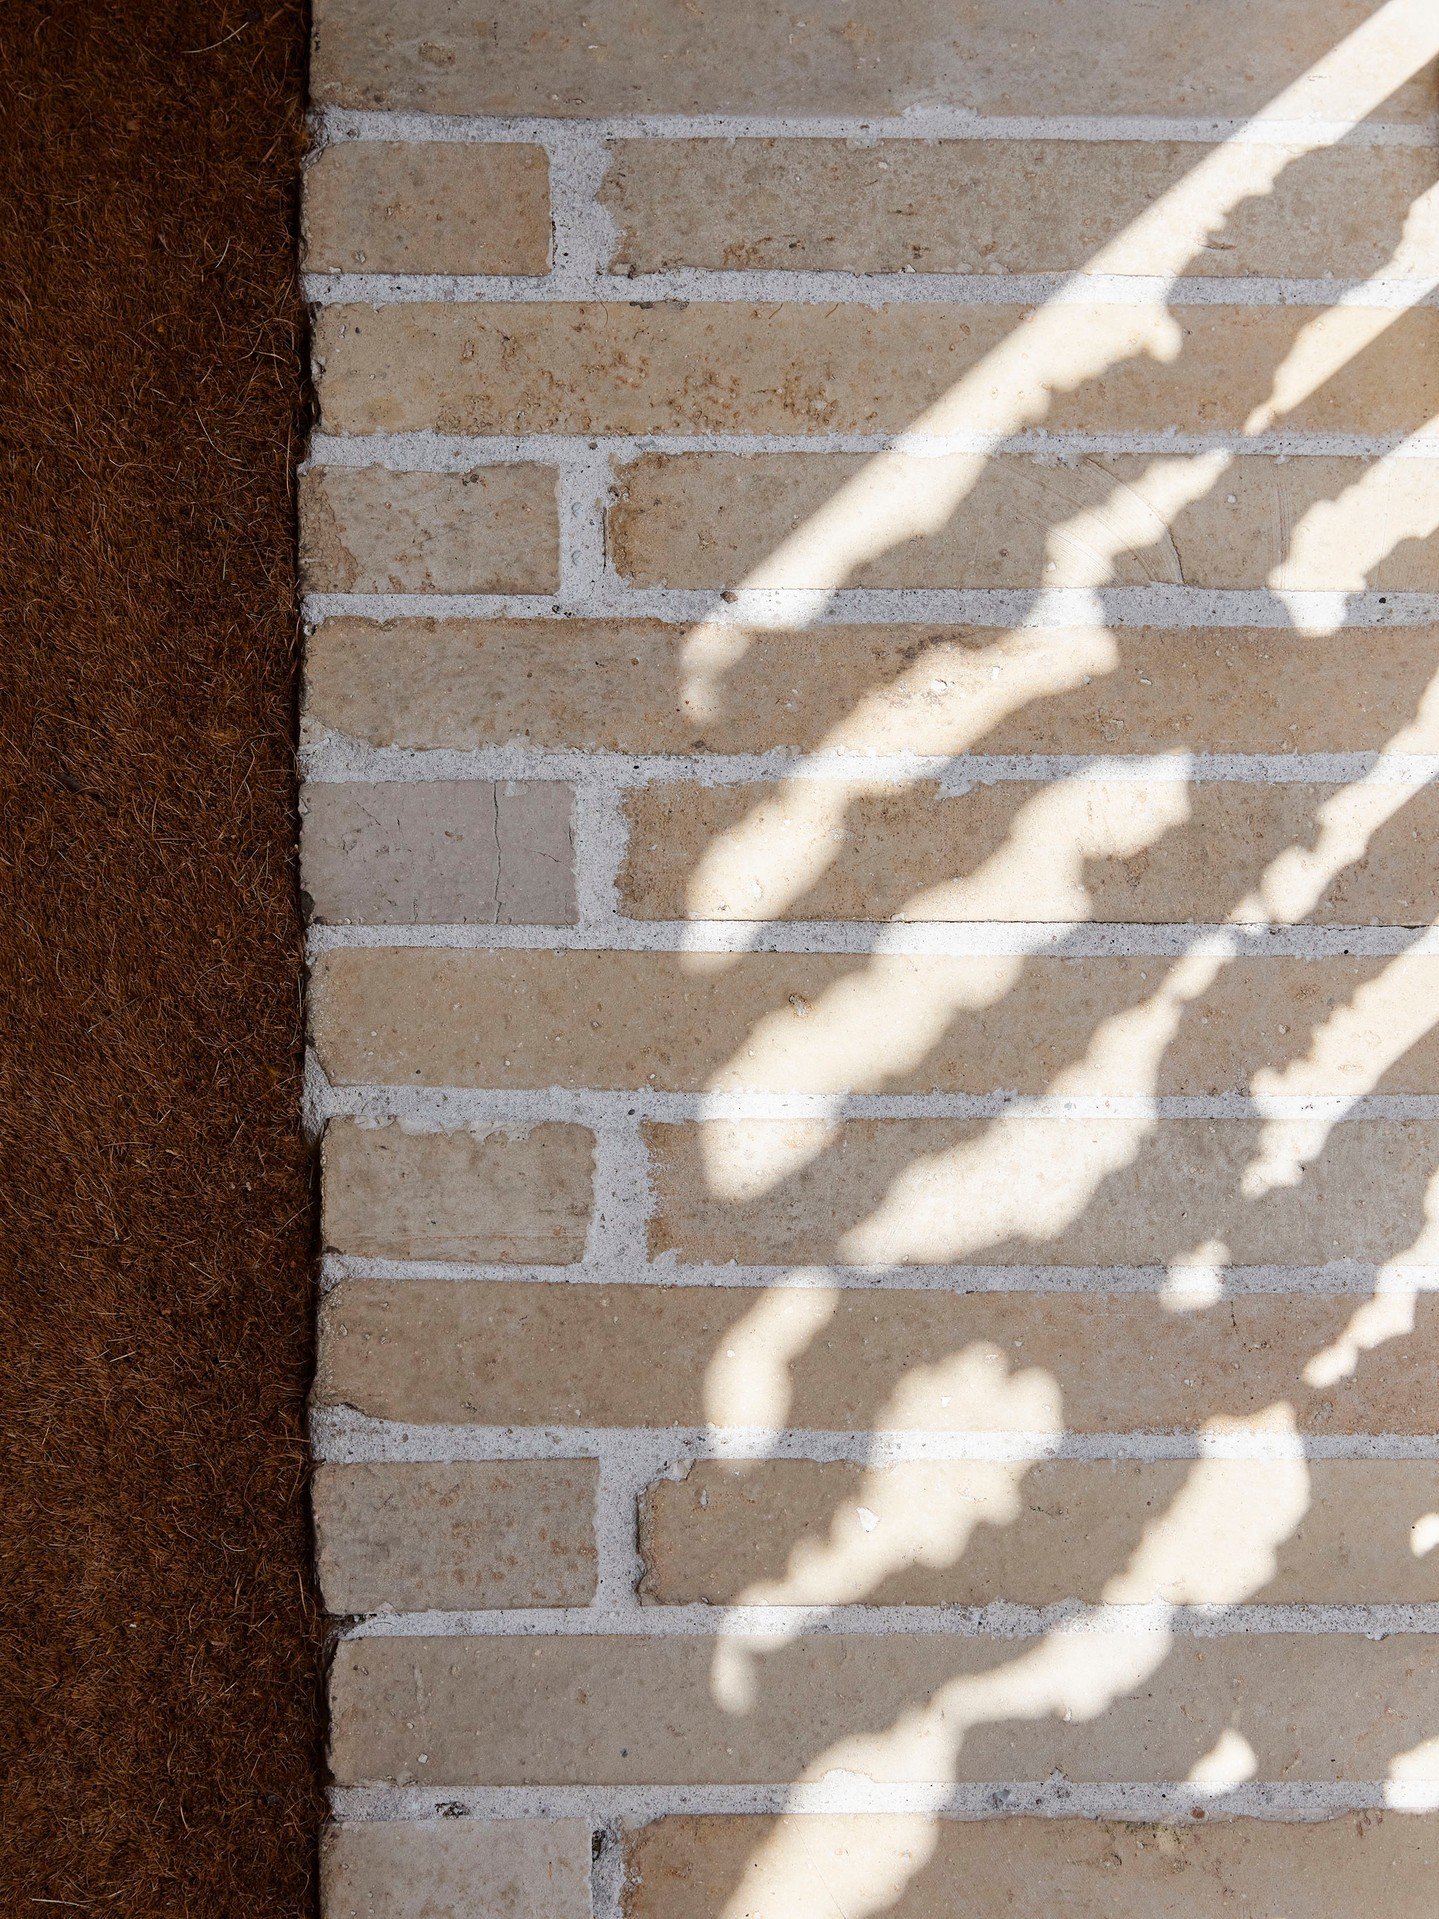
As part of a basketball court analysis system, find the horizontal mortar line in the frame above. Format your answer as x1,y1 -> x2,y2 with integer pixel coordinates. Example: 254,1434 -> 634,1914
308,428 -> 1439,464
339,1602 -> 1439,1641
309,1415 -> 1439,1466
303,268 -> 1439,308
299,741 -> 1439,785
302,588 -> 1439,628
326,1783 -> 1439,1825
319,1252 -> 1439,1298
314,1082 -> 1439,1126
313,106 -> 1439,147
305,922 -> 1439,959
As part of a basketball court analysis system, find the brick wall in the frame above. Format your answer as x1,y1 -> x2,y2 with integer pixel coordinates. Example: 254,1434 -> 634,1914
301,2 -> 1439,1913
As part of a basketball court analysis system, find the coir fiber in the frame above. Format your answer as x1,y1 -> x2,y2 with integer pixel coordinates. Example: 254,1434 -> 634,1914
0,3 -> 323,1912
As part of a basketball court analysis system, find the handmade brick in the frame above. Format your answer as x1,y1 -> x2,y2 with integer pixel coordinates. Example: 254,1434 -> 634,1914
303,141 -> 551,275
608,451 -> 1439,592
328,1631 -> 1439,1786
320,1119 -> 593,1263
312,302 -> 1439,438
313,1461 -> 599,1612
301,779 -> 575,925
309,948 -> 1439,1097
618,779 -> 1439,925
602,139 -> 1439,279
299,464 -> 558,594
303,619 -> 1439,758
310,0 -> 1439,122
322,1818 -> 591,1919
314,1278 -> 1439,1433
645,1117 -> 1439,1268
623,1814 -> 1439,1919
639,1459 -> 1439,1606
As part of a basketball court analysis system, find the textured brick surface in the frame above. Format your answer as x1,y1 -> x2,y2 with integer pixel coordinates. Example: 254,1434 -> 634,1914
304,618 -> 1439,756
602,139 -> 1439,277
299,463 -> 559,593
329,1631 -> 1439,1786
313,302 -> 1439,437
305,0 -> 1439,1900
310,0 -> 1439,120
322,1819 -> 592,1919
311,947 -> 1439,1094
320,1120 -> 594,1262
302,780 -> 575,925
623,1815 -> 1439,1919
639,1458 -> 1439,1605
303,141 -> 550,274
314,1279 -> 1439,1433
314,1461 -> 599,1611
645,1118 -> 1439,1266
609,451 -> 1439,590
619,780 -> 1439,924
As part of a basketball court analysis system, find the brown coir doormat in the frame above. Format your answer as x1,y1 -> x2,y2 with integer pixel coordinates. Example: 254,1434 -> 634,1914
0,4 -> 323,1913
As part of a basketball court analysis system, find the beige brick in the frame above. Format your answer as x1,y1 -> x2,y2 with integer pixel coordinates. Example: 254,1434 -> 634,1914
609,452 -> 1439,592
303,618 -> 1439,758
320,1119 -> 593,1263
603,139 -> 1439,279
314,1278 -> 1439,1433
312,303 -> 1439,438
309,948 -> 1439,1097
301,780 -> 575,926
618,779 -> 1439,925
322,1818 -> 591,1919
310,0 -> 1439,122
314,1461 -> 598,1612
307,0 -> 1439,1843
639,1459 -> 1439,1606
303,142 -> 551,275
299,464 -> 558,593
623,1814 -> 1439,1919
328,1631 -> 1439,1785
646,1117 -> 1439,1269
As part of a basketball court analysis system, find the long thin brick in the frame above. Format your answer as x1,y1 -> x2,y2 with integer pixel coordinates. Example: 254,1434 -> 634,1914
301,780 -> 576,926
303,618 -> 1439,758
314,1279 -> 1439,1433
310,0 -> 1439,121
322,1818 -> 591,1919
320,1119 -> 594,1263
618,779 -> 1439,925
602,139 -> 1439,278
645,1117 -> 1439,1269
313,303 -> 1439,439
608,451 -> 1439,592
307,0 -> 1439,1848
624,1814 -> 1439,1919
314,1460 -> 599,1612
328,1631 -> 1439,1786
299,463 -> 559,594
303,141 -> 551,275
639,1459 -> 1439,1606
309,948 -> 1439,1096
